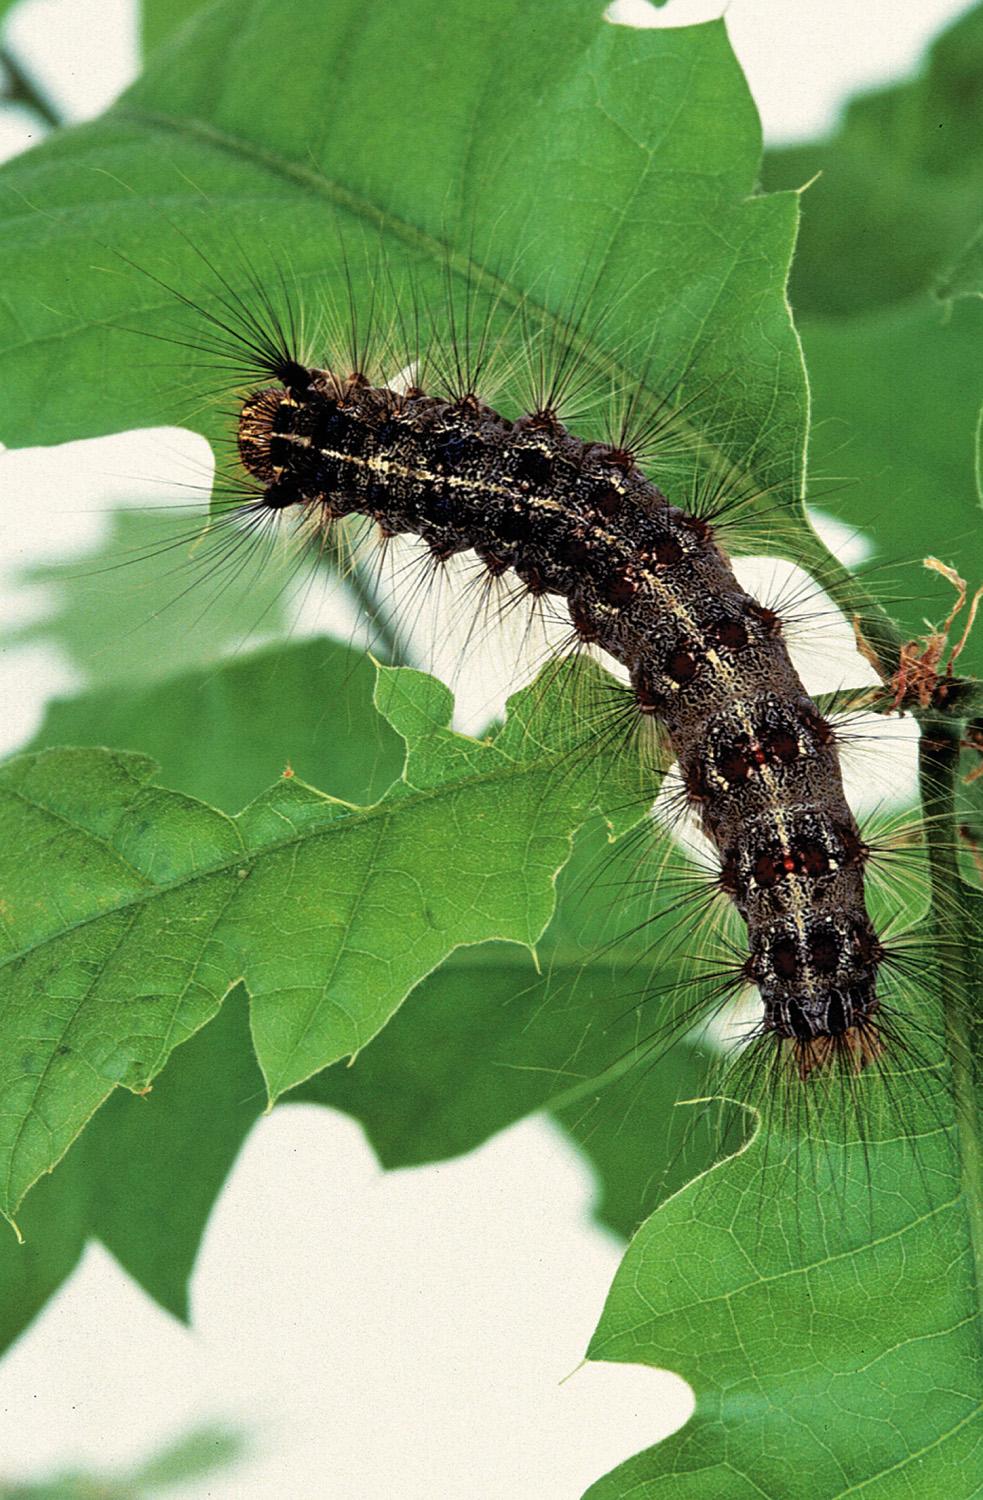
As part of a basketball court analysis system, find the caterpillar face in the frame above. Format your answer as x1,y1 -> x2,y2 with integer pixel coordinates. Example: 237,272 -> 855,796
235,363 -> 887,1076
238,387 -> 285,483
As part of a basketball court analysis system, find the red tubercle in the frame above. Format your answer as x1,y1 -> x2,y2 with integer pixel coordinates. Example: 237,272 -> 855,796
746,599 -> 782,635
678,510 -> 714,544
476,546 -> 511,578
596,445 -> 636,472
800,703 -> 834,746
796,838 -> 831,878
751,851 -> 784,888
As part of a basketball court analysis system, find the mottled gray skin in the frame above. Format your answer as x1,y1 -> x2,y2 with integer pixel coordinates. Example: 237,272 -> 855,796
239,370 -> 884,1068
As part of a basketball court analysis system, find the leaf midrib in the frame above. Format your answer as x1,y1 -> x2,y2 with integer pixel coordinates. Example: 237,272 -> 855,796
6,99 -> 800,514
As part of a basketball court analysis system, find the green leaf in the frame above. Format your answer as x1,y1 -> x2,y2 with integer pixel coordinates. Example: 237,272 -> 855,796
292,823 -> 742,1232
0,1422 -> 246,1498
30,635 -> 404,812
0,0 -> 805,523
758,4 -> 983,681
583,1076 -> 983,1498
0,744 -> 245,1220
583,744 -> 983,1497
124,1423 -> 245,1489
803,296 -> 983,677
0,0 -> 814,1335
4,4 -> 978,1495
552,1042 -> 748,1243
0,0 -> 26,27
1,637 -> 394,1325
0,657 -> 657,1224
936,221 -> 983,302
0,7 -> 64,134
4,505 -> 311,693
140,0 -> 213,58
0,1143 -> 87,1358
576,14 -> 983,1493
82,984 -> 264,1319
17,639 -> 714,1320
0,989 -> 263,1351
763,1 -> 983,317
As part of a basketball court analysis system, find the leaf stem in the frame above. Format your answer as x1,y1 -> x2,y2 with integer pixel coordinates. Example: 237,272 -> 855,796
323,528 -> 407,666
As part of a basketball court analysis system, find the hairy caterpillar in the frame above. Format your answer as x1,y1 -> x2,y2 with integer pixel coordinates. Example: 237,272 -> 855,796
2,182 -> 964,1200
6,10 -> 983,1499
238,341 -> 888,1078
110,234 -> 942,1133
9,194 -> 961,1194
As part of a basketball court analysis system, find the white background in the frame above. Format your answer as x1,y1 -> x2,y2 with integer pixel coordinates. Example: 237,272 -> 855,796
0,1 -> 968,1495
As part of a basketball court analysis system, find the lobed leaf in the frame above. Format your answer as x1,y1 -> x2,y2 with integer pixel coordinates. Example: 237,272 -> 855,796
0,0 -> 810,1346
0,656 -> 657,1223
0,0 -> 805,520
22,637 -> 726,1298
584,1087 -> 983,1499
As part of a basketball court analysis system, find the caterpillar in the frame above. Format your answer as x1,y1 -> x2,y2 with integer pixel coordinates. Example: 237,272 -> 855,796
174,257 -> 902,1095
11,205 -> 951,1171
232,330 -> 890,1078
2,188 -> 958,1185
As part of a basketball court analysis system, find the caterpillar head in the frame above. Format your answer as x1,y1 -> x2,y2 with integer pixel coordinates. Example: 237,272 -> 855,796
751,914 -> 886,1077
238,386 -> 284,483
